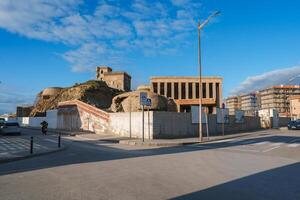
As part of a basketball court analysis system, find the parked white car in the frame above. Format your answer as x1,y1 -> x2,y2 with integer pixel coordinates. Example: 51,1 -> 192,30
0,122 -> 21,135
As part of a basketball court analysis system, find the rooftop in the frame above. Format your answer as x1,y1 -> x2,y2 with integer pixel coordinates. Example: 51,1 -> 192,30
260,85 -> 300,91
150,76 -> 223,80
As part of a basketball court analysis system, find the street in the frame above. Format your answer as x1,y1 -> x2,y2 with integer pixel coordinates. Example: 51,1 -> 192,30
0,129 -> 299,200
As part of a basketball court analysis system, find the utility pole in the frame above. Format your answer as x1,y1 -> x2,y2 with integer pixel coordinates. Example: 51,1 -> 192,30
129,97 -> 132,138
197,11 -> 221,141
198,20 -> 203,142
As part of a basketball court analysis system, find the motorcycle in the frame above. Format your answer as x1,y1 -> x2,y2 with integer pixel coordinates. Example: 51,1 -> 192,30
41,126 -> 48,135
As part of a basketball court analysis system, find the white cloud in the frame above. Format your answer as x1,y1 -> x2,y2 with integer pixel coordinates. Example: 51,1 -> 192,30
231,66 -> 300,95
0,91 -> 35,115
0,0 -> 201,72
0,0 -> 82,42
171,0 -> 190,6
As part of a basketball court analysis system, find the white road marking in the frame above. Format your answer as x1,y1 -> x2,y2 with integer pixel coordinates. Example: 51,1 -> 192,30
210,139 -> 235,143
270,142 -> 284,146
262,146 -> 282,152
288,138 -> 300,143
44,138 -> 58,143
287,143 -> 300,148
230,148 -> 260,153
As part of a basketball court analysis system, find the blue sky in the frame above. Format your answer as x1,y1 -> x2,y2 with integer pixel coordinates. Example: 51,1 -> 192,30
0,0 -> 300,114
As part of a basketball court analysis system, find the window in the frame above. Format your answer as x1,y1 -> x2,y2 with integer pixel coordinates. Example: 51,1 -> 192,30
209,83 -> 213,98
188,83 -> 193,99
202,83 -> 206,98
167,82 -> 171,97
196,83 -> 199,98
174,83 -> 179,99
153,82 -> 158,93
160,82 -> 165,95
216,83 -> 220,106
181,83 -> 186,99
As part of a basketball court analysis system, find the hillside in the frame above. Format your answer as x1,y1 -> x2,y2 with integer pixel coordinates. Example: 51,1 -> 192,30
30,80 -> 122,116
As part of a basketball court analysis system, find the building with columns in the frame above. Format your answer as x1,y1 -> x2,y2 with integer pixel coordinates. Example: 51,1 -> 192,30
150,76 -> 223,113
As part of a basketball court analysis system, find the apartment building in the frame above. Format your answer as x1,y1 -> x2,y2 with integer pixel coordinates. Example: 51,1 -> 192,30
240,92 -> 260,116
226,96 -> 241,115
260,85 -> 300,117
289,95 -> 300,120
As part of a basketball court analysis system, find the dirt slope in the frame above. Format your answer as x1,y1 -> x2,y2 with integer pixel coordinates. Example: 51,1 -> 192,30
30,80 -> 122,116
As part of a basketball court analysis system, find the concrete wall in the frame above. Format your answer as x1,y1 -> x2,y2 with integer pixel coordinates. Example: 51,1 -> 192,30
17,98 -> 271,139
18,117 -> 46,127
279,117 -> 290,127
57,105 -> 110,134
109,111 -> 153,139
152,112 -> 197,139
152,112 -> 262,139
46,109 -> 58,129
18,110 -> 57,129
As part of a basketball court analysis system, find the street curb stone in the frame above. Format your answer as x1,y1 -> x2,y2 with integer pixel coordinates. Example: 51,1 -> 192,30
118,132 -> 268,147
0,146 -> 67,164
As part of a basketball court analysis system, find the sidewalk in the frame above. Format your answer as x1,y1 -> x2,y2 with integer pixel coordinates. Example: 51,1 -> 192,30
0,134 -> 66,163
72,130 -> 273,147
119,131 -> 271,147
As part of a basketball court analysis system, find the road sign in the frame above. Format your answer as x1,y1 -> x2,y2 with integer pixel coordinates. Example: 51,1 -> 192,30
140,92 -> 148,105
145,98 -> 152,107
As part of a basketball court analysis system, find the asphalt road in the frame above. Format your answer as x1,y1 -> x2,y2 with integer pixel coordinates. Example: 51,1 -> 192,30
0,128 -> 299,200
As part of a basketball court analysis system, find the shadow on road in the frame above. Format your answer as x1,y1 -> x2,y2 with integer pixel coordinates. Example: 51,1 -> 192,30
171,161 -> 300,200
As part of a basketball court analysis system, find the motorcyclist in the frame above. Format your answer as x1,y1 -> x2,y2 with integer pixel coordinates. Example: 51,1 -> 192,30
40,121 -> 48,135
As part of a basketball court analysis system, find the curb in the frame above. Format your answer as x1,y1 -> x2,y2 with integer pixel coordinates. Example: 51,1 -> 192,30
21,127 -> 91,136
0,146 -> 67,164
119,132 -> 268,147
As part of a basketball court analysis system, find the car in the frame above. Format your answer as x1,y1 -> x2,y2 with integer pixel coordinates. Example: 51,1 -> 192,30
287,119 -> 300,130
0,118 -> 5,126
0,122 -> 21,135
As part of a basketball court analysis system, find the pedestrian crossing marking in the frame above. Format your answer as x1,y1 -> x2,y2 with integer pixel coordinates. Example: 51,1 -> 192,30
287,143 -> 300,148
270,142 -> 284,146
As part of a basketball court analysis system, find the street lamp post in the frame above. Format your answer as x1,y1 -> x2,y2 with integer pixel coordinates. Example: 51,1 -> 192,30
198,11 -> 220,141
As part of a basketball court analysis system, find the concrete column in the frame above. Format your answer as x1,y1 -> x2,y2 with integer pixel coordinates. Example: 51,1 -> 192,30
192,82 -> 196,99
178,82 -> 182,99
219,83 -> 223,107
171,82 -> 175,99
157,82 -> 161,95
213,82 -> 216,99
164,82 -> 168,97
186,82 -> 189,99
206,82 -> 209,99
